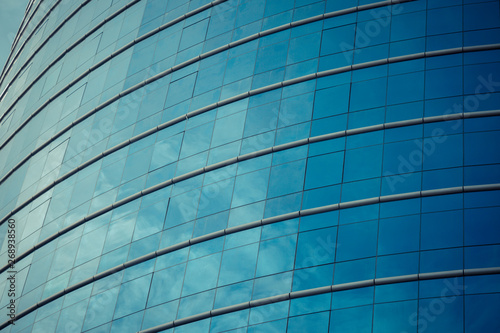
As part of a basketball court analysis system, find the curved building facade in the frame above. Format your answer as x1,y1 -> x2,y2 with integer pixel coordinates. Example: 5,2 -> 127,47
0,0 -> 499,332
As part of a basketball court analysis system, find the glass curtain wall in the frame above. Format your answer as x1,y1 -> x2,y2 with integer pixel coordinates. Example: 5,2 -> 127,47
0,0 -> 499,332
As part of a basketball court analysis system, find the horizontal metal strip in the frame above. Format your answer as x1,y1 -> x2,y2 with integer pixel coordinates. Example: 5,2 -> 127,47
1,108 -> 499,257
2,106 -> 499,231
0,0 -> 151,101
4,0 -> 40,63
14,0 -> 49,51
0,0 -> 226,131
0,182 -> 498,307
0,0 -> 414,152
2,249 -> 499,330
1,39 -> 498,217
0,0 -> 93,97
139,267 -> 500,333
0,0 -> 145,120
0,0 -> 49,86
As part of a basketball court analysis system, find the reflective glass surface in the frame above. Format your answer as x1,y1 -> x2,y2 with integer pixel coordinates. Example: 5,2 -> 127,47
0,0 -> 499,332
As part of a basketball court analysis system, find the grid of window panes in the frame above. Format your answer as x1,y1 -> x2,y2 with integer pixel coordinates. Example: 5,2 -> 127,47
0,0 -> 499,332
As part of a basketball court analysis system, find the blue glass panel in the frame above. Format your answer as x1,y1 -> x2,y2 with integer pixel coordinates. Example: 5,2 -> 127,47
235,0 -> 265,28
133,201 -> 167,240
218,243 -> 258,285
243,101 -> 279,137
292,264 -> 333,291
148,263 -> 185,307
464,207 -> 500,246
289,294 -> 331,316
267,159 -> 306,198
224,50 -> 257,84
339,204 -> 379,225
387,71 -> 424,105
82,286 -> 120,331
295,227 -> 336,269
177,289 -> 215,319
378,214 -> 420,255
321,24 -> 355,56
256,235 -> 297,277
214,281 -> 253,309
465,294 -> 500,332
391,11 -> 426,41
372,300 -> 417,333
376,252 -> 419,278
231,168 -> 270,208
248,319 -> 287,332
465,245 -> 500,269
278,92 -> 314,127
421,210 -> 463,250
336,220 -> 377,261
142,300 -> 178,329
350,77 -> 387,112
420,248 -> 463,273
331,287 -> 374,310
425,67 -> 463,99
197,178 -> 234,217
110,311 -> 144,333
305,152 -> 343,189
287,32 -> 321,65
302,185 -> 341,209
182,252 -> 222,295
252,272 -> 292,300
427,6 -> 462,35
464,2 -> 500,30
343,145 -> 383,182
465,131 -> 500,166
164,73 -> 197,107
179,122 -> 214,158
422,134 -> 463,170
164,189 -> 201,227
193,211 -> 228,238
255,41 -> 288,74
375,282 -> 418,303
465,275 -> 500,295
330,305 -> 372,333
334,257 -> 376,284
261,219 -> 298,240
419,296 -> 463,333
211,111 -> 246,147
210,309 -> 249,332
288,311 -> 329,333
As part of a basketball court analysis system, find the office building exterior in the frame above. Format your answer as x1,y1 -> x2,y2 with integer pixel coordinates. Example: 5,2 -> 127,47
0,0 -> 499,331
